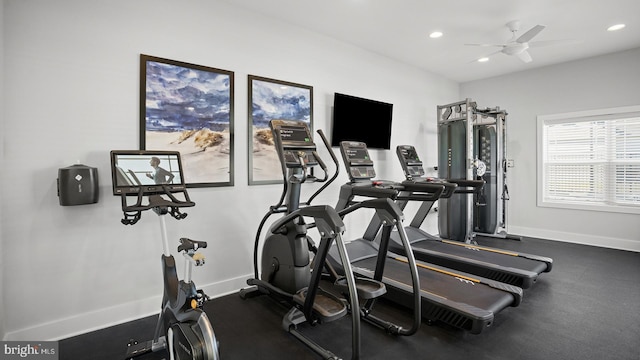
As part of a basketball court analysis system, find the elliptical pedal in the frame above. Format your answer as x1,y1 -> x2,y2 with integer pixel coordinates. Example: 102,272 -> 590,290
292,287 -> 347,323
334,277 -> 386,300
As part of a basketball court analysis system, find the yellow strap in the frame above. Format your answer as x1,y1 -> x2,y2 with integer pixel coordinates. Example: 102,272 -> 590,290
393,257 -> 480,283
441,239 -> 520,257
353,265 -> 447,299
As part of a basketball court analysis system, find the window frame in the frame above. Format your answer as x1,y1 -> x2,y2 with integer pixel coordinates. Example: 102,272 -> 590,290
537,105 -> 640,215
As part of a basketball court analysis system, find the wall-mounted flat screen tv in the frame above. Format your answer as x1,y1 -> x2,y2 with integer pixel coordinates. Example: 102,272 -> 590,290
330,93 -> 393,150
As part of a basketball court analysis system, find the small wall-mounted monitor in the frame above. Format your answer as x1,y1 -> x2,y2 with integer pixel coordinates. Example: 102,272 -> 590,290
331,92 -> 393,150
110,150 -> 186,195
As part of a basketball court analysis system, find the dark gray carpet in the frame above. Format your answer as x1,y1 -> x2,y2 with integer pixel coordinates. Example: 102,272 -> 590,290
59,236 -> 640,360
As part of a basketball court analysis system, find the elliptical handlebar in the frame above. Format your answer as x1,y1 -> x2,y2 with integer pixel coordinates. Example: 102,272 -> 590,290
267,123 -> 338,211
268,204 -> 346,237
269,125 -> 331,210
305,129 -> 340,206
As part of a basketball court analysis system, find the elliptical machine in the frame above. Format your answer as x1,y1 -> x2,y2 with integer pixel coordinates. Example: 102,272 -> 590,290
110,150 -> 219,360
240,120 -> 385,360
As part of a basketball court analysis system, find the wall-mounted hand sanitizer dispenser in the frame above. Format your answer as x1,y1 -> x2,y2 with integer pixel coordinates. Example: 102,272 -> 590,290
57,164 -> 99,206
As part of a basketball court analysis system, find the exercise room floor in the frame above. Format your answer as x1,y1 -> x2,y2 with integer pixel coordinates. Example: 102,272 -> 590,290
59,236 -> 640,360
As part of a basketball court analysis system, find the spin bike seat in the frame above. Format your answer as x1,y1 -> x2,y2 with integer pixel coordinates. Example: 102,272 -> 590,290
178,237 -> 208,252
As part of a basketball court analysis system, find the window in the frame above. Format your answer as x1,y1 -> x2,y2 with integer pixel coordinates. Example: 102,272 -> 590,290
537,105 -> 640,214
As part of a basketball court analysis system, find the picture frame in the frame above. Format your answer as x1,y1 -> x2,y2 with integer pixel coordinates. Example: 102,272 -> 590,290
248,75 -> 313,185
140,54 -> 234,187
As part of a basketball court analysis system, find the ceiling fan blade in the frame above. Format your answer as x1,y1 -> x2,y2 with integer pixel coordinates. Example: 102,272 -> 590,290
516,50 -> 533,63
516,25 -> 546,43
464,43 -> 505,47
529,39 -> 583,48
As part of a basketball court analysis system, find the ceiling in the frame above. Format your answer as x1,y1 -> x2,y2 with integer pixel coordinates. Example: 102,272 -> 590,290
220,0 -> 640,83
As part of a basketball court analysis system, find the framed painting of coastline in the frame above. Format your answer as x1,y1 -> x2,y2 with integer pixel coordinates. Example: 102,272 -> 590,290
248,75 -> 313,185
140,54 -> 234,187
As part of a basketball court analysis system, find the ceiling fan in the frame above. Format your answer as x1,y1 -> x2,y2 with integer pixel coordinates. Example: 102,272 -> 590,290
466,20 -> 573,63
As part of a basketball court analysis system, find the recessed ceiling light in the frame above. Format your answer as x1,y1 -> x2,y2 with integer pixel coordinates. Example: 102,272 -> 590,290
429,31 -> 443,39
478,57 -> 490,63
607,24 -> 626,31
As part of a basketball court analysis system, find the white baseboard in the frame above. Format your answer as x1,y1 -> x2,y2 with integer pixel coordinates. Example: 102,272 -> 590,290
509,226 -> 640,253
8,226 -> 635,342
3,274 -> 250,341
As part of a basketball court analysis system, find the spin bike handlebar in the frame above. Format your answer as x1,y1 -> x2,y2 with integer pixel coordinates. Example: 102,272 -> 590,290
119,187 -> 195,225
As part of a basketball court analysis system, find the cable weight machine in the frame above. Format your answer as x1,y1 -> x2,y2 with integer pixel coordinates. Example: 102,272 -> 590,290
437,98 -> 519,241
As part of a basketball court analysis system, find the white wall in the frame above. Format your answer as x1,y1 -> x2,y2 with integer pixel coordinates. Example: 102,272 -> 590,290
0,0 -> 6,342
1,0 -> 458,340
461,48 -> 640,252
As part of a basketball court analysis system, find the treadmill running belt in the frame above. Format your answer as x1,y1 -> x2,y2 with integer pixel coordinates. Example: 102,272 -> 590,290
353,256 -> 515,313
399,228 -> 548,273
385,227 -> 551,288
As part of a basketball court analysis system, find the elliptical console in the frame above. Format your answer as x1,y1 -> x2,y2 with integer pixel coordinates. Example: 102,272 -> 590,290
110,150 -> 219,360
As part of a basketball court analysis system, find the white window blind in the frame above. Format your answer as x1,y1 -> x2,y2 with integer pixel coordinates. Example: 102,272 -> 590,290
538,106 -> 640,214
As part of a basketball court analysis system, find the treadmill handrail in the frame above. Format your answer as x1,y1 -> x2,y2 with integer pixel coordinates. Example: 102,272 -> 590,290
399,181 -> 445,200
447,179 -> 485,194
337,198 -> 403,223
336,197 -> 422,336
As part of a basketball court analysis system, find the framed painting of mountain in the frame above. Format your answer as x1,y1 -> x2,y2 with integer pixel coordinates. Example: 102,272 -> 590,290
140,54 -> 234,187
248,75 -> 313,185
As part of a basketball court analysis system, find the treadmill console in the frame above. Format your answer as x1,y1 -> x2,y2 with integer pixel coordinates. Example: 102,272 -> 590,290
340,141 -> 376,180
396,145 -> 425,179
270,119 -> 318,168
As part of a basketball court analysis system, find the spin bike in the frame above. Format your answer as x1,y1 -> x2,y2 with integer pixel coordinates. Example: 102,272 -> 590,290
110,150 -> 219,360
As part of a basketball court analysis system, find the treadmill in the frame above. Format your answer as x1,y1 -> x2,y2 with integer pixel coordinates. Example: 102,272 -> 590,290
328,141 -> 523,334
368,145 -> 552,289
